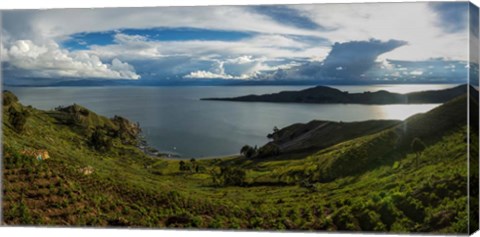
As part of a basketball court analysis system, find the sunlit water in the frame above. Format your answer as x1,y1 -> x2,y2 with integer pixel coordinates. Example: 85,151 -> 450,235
4,84 -> 457,157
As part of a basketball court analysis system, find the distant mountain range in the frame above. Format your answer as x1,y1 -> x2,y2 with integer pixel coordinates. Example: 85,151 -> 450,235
4,78 -> 468,87
202,84 -> 470,104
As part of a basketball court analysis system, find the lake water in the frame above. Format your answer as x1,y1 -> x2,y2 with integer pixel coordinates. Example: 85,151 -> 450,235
4,84 -> 457,157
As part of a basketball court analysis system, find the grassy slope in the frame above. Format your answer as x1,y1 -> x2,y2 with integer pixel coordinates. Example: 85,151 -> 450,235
1,91 -> 472,233
265,119 -> 401,154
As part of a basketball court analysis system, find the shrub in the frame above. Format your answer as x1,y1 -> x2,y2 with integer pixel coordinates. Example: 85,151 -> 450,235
214,167 -> 247,186
411,137 -> 426,167
8,107 -> 30,133
89,127 -> 113,152
179,161 -> 187,171
3,91 -> 18,106
257,143 -> 280,158
240,145 -> 256,158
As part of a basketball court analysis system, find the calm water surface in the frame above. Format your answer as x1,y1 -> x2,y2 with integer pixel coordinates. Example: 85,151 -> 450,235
5,84 -> 456,157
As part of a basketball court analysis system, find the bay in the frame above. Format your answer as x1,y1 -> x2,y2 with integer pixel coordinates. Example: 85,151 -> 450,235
5,84 -> 456,157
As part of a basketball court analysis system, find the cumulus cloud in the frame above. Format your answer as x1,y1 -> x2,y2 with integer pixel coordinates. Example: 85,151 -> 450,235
81,33 -> 329,80
319,39 -> 407,79
256,39 -> 407,81
293,2 -> 469,61
3,40 -> 140,79
184,70 -> 249,80
184,58 -> 255,80
183,55 -> 302,80
1,42 -> 10,61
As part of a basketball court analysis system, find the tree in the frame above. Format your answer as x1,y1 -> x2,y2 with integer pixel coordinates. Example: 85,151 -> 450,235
240,145 -> 256,158
411,138 -> 426,167
210,166 -> 247,186
267,126 -> 280,141
179,161 -> 187,171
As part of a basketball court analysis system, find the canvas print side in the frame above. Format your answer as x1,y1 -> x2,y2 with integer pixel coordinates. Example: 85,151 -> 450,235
469,2 -> 480,234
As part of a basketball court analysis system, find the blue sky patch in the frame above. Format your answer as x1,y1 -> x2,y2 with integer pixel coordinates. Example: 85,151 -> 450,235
63,31 -> 115,50
62,27 -> 256,50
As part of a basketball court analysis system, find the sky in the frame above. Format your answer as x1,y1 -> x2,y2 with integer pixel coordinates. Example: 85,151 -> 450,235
1,2 -> 478,85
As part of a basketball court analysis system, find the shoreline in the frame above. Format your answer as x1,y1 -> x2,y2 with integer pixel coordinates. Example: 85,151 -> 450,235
158,154 -> 240,161
136,134 -> 239,160
136,134 -> 180,158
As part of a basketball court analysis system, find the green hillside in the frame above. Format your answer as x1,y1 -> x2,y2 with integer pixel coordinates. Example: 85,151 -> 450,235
1,90 -> 473,233
263,119 -> 400,154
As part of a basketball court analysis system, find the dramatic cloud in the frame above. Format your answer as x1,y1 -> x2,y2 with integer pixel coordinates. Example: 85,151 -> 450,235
184,59 -> 251,80
319,39 -> 407,79
184,56 -> 297,80
86,33 -> 329,60
1,6 -> 316,43
3,40 -> 140,79
185,70 -> 241,80
0,3 -> 472,84
78,33 -> 329,80
293,2 -> 468,61
255,39 -> 407,81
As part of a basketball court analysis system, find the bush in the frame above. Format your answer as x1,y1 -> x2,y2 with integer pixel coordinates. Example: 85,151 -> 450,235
356,209 -> 385,231
89,127 -> 113,152
213,167 -> 246,186
179,159 -> 201,173
179,161 -> 187,171
3,91 -> 18,106
8,107 -> 30,133
257,143 -> 280,158
240,145 -> 256,158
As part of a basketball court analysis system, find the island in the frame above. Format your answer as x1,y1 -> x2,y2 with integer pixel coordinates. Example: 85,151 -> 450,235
202,84 -> 468,104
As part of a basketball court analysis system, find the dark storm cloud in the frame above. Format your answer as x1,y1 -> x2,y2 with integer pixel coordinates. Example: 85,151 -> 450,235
430,2 -> 469,33
317,39 -> 407,80
255,39 -> 407,81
